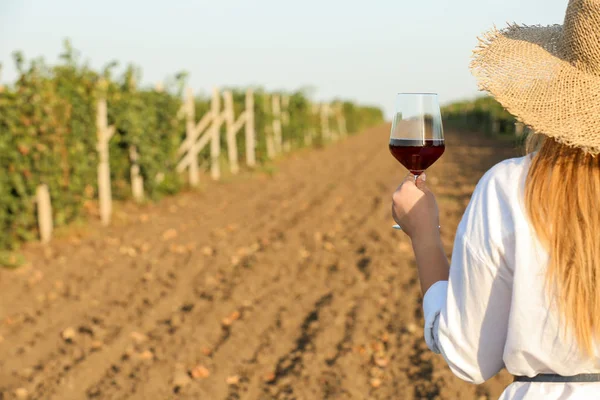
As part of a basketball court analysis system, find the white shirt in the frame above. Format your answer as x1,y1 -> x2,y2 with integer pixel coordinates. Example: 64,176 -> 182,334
423,155 -> 600,399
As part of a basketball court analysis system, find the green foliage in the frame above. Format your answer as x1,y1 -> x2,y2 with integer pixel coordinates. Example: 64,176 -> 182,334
441,95 -> 517,135
0,42 -> 383,251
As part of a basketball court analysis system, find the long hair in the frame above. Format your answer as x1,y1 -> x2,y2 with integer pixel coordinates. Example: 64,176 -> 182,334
525,134 -> 600,356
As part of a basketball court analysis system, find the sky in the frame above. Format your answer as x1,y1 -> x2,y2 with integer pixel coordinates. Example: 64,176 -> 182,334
1,0 -> 568,117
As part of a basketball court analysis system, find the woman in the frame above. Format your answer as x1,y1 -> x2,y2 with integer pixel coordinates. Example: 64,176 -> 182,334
392,0 -> 600,398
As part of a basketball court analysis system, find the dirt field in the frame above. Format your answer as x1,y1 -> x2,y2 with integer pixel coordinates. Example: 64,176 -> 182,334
0,125 -> 517,400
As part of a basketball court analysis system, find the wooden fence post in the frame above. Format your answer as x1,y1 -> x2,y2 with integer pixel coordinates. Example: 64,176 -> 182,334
320,103 -> 331,141
281,95 -> 291,152
515,122 -> 525,137
245,89 -> 256,167
129,145 -> 144,202
96,95 -> 115,226
491,118 -> 500,135
210,87 -> 221,180
224,90 -> 239,174
36,184 -> 53,244
335,103 -> 347,137
306,103 -> 319,146
185,88 -> 199,187
264,94 -> 276,159
272,94 -> 283,154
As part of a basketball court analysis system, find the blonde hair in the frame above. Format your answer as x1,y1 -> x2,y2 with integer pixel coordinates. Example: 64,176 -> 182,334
525,134 -> 600,356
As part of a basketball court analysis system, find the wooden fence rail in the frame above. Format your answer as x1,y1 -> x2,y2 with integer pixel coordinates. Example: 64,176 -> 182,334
177,87 -> 255,183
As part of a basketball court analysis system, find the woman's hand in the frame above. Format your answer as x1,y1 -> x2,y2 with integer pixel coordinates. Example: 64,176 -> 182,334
392,173 -> 440,240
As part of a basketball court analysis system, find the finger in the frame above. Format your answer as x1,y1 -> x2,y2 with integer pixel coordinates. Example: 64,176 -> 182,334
391,202 -> 399,224
401,173 -> 417,188
415,173 -> 429,191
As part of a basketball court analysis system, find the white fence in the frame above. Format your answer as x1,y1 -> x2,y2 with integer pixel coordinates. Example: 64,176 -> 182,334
35,86 -> 348,242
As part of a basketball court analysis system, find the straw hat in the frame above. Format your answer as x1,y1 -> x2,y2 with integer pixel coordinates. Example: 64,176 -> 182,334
470,0 -> 600,155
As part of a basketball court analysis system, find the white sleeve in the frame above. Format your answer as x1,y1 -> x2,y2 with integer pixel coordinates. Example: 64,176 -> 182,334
422,165 -> 514,384
423,280 -> 448,354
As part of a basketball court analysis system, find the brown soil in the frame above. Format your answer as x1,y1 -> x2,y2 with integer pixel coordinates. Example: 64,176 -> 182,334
0,125 -> 517,400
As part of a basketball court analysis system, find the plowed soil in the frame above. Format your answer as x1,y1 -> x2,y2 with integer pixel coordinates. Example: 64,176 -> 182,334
0,125 -> 517,400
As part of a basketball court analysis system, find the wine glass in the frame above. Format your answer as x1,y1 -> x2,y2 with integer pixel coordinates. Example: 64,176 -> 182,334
390,93 -> 445,230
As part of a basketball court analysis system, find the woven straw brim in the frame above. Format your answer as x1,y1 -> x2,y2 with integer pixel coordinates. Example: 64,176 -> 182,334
471,24 -> 600,156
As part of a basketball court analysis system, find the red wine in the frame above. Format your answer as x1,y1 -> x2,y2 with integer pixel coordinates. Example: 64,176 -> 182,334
389,138 -> 445,175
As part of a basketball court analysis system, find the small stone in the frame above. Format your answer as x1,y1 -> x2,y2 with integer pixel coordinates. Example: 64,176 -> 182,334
398,241 -> 412,252
130,331 -> 148,344
170,315 -> 183,327
370,378 -> 382,388
201,246 -> 214,256
169,244 -> 186,254
249,243 -> 260,253
406,323 -> 417,334
173,369 -> 192,387
205,276 -> 218,286
161,228 -> 178,241
370,366 -> 384,378
72,348 -> 84,361
124,346 -> 136,356
323,242 -> 335,251
201,347 -> 212,356
231,256 -> 240,266
19,367 -> 34,379
62,327 -> 76,342
27,270 -> 43,286
242,300 -> 253,308
221,317 -> 233,327
15,387 -> 28,399
314,232 -> 323,243
191,365 -> 210,379
226,375 -> 240,385
143,273 -> 153,282
227,223 -> 238,232
140,214 -> 149,222
381,332 -> 390,343
47,291 -> 58,302
138,350 -> 153,361
299,248 -> 310,259
374,357 -> 389,368
229,311 -> 241,321
105,237 -> 120,246
263,371 -> 276,383
370,341 -> 383,352
91,340 -> 103,350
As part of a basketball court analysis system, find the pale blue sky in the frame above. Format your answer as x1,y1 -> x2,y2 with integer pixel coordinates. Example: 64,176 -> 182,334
1,0 -> 567,117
